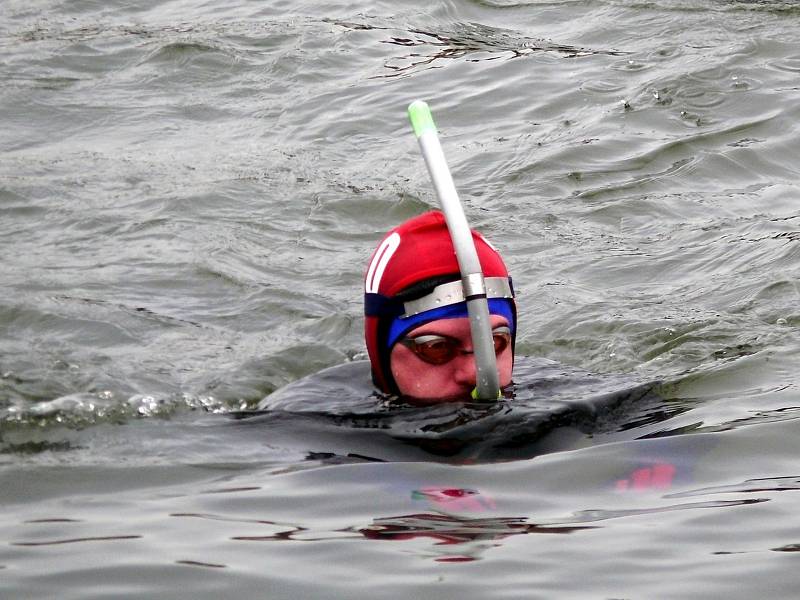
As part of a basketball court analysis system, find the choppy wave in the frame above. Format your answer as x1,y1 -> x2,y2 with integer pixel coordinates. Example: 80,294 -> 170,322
2,0 -> 800,596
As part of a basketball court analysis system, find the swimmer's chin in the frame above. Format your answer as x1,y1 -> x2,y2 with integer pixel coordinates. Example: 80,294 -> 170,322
398,389 -> 478,406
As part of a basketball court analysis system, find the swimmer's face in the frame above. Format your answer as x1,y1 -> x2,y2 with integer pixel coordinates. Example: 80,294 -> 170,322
389,315 -> 513,404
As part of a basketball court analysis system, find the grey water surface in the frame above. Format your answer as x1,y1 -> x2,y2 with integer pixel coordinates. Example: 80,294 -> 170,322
2,0 -> 800,598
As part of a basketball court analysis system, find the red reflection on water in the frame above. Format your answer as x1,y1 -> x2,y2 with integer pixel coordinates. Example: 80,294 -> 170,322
411,487 -> 497,511
615,462 -> 677,492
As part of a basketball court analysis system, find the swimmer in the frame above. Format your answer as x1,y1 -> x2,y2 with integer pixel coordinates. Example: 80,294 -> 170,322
364,210 -> 516,404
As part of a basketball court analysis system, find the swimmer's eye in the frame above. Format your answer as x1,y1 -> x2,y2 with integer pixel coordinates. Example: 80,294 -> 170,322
400,326 -> 512,366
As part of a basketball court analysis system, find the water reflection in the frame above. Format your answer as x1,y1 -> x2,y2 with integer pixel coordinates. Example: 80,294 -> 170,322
360,512 -> 594,563
356,485 -> 766,562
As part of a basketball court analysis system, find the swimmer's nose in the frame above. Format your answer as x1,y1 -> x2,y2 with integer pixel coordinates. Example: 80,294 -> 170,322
452,351 -> 477,388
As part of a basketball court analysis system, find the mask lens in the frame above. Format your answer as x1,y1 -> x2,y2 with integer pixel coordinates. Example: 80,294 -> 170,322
401,325 -> 512,366
492,326 -> 511,355
402,335 -> 459,365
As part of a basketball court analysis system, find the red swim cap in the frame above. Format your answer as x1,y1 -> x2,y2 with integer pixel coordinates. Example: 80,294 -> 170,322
363,211 -> 515,394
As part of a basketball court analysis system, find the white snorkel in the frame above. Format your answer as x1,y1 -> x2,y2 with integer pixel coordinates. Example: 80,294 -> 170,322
407,100 -> 501,401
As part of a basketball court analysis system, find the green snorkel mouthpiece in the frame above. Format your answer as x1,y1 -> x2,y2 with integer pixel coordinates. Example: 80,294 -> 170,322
407,100 -> 501,401
471,387 -> 502,401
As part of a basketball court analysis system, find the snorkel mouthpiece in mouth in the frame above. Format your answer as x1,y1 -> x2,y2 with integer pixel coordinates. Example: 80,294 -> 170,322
471,387 -> 502,401
407,100 -> 501,401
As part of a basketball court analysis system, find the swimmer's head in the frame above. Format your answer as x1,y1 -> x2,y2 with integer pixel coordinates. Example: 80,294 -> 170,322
364,211 -> 516,399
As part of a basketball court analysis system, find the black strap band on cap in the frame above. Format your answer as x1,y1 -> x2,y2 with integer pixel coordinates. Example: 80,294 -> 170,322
364,293 -> 404,318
